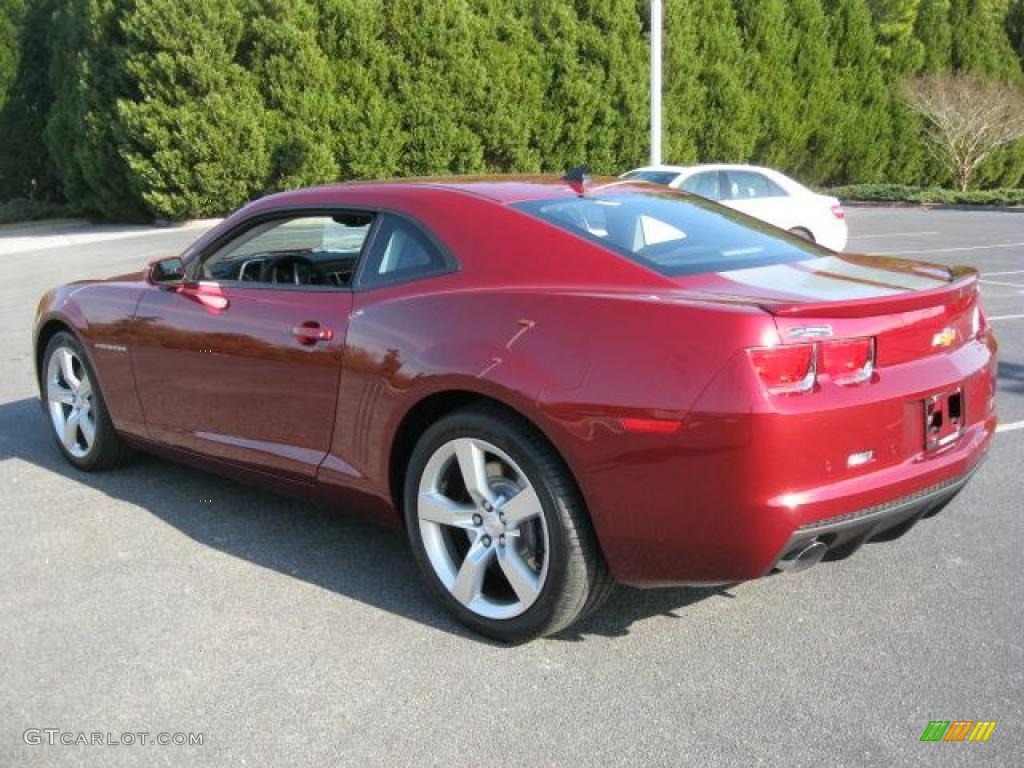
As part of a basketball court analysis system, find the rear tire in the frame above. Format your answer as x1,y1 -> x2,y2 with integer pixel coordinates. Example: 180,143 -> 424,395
41,331 -> 133,471
403,405 -> 612,642
789,226 -> 815,242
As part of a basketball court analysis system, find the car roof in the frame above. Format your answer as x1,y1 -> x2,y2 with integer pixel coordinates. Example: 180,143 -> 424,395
627,164 -> 782,176
251,175 -> 642,208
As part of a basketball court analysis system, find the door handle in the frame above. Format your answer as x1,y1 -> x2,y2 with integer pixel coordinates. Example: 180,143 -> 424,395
292,321 -> 333,345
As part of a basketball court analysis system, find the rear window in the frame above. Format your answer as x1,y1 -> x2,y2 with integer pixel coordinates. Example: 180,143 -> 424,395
621,170 -> 681,186
513,190 -> 826,276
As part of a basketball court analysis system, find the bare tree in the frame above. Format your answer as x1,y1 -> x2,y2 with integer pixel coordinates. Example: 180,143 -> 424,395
899,73 -> 1024,191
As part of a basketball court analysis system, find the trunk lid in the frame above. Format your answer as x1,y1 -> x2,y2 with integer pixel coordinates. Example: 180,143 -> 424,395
679,254 -> 981,365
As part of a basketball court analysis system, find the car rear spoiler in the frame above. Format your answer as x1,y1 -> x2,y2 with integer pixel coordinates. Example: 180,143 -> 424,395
758,271 -> 979,318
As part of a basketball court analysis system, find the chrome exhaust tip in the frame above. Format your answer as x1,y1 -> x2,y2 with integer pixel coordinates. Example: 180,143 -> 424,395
776,540 -> 827,574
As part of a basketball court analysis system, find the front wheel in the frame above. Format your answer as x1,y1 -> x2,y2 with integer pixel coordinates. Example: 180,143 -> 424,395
41,331 -> 133,471
404,406 -> 612,642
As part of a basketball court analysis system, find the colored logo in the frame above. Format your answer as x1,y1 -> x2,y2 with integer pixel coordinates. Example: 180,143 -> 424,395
931,327 -> 957,348
920,720 -> 997,742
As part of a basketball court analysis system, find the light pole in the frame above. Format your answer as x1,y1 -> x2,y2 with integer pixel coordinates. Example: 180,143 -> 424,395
650,0 -> 662,166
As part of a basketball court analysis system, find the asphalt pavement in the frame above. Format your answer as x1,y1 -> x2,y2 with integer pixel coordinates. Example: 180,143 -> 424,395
0,207 -> 1021,767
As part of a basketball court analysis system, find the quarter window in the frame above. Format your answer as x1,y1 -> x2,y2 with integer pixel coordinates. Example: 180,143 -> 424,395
357,215 -> 451,288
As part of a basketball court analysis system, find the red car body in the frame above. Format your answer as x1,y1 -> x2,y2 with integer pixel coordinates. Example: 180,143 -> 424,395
34,178 -> 997,585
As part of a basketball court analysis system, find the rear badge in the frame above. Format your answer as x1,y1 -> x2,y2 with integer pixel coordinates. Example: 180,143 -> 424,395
932,327 -> 957,348
789,325 -> 833,339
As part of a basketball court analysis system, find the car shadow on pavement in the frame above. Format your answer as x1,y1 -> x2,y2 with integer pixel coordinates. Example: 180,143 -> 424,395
996,360 -> 1024,398
0,396 -> 724,643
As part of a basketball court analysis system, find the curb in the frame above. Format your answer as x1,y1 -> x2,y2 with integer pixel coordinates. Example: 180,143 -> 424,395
840,201 -> 1024,213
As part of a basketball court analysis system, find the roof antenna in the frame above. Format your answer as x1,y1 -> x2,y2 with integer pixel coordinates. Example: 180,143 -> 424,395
562,164 -> 589,196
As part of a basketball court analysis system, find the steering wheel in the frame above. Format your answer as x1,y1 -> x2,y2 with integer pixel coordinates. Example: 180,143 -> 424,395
259,253 -> 318,285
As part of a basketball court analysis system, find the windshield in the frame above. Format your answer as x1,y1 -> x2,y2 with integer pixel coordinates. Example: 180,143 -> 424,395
514,190 -> 828,276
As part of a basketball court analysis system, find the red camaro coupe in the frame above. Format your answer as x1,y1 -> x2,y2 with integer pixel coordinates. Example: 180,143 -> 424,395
34,176 -> 997,641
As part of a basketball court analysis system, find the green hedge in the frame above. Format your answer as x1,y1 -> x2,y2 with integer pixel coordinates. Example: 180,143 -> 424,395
1,0 -> 1023,221
0,197 -> 81,225
831,183 -> 1024,206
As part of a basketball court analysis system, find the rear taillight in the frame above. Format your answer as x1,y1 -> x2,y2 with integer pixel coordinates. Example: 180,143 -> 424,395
748,344 -> 817,394
830,203 -> 845,220
748,337 -> 874,394
819,337 -> 874,385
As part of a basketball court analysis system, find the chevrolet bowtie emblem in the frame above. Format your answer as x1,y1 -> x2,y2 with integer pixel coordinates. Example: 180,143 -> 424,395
932,327 -> 957,348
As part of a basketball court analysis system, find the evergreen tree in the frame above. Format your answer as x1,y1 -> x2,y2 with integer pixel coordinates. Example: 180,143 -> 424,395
0,0 -> 22,103
1009,0 -> 1024,64
786,0 -> 843,182
466,0 -> 544,172
247,0 -> 339,191
950,0 -> 1021,78
829,0 -> 893,183
690,0 -> 757,162
869,1 -> 928,183
45,0 -> 145,218
661,0 -> 703,163
382,0 -> 485,176
115,0 -> 271,218
868,0 -> 926,70
735,0 -> 803,170
914,0 -> 953,71
0,0 -> 61,200
532,0 -> 648,174
318,0 -> 405,179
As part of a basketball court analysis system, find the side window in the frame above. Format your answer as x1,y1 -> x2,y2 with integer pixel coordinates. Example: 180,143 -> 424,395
200,213 -> 374,288
680,172 -> 723,201
357,215 -> 451,288
724,171 -> 787,200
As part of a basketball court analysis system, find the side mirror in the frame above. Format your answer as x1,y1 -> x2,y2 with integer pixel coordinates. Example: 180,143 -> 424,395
147,256 -> 186,286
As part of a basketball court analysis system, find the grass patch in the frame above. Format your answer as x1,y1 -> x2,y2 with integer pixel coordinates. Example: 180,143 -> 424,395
0,198 -> 84,226
829,184 -> 1024,206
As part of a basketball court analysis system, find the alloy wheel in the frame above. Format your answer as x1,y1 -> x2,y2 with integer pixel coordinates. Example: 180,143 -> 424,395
417,437 -> 549,620
46,346 -> 96,459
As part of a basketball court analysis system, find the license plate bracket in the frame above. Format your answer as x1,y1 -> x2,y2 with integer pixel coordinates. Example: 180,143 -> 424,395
925,387 -> 965,451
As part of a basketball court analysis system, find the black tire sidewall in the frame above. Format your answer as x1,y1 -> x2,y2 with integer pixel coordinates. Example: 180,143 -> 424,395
403,409 -> 578,643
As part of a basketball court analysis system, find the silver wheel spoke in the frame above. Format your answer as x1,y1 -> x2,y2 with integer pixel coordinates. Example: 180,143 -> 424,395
47,380 -> 74,406
79,413 -> 96,448
58,348 -> 80,390
454,438 -> 494,504
451,538 -> 493,606
497,546 -> 541,604
76,376 -> 92,399
63,408 -> 81,448
501,485 -> 542,528
418,491 -> 476,529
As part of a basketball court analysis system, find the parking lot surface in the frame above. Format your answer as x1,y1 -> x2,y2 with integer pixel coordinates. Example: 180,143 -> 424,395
1,207 -> 1021,767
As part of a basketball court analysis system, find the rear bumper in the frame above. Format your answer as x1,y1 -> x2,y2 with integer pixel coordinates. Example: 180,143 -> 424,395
573,333 -> 997,587
768,460 -> 983,574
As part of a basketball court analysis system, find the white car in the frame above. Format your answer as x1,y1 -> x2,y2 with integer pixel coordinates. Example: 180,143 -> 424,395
620,164 -> 848,251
